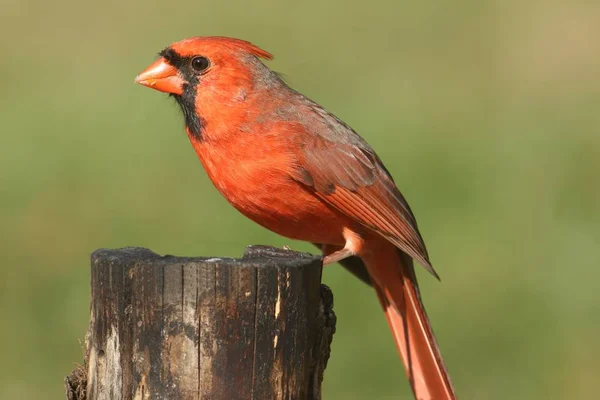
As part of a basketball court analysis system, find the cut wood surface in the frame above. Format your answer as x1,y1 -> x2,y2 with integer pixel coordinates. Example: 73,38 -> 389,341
66,246 -> 336,400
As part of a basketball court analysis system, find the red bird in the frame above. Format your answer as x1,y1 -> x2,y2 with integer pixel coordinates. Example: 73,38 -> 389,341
136,36 -> 456,399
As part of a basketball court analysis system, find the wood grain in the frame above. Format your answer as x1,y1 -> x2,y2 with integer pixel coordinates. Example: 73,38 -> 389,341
66,246 -> 335,400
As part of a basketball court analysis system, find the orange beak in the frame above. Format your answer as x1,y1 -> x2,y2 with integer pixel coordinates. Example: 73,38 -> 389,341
135,58 -> 184,95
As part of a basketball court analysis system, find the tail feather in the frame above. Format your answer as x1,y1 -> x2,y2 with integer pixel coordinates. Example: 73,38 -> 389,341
367,249 -> 456,399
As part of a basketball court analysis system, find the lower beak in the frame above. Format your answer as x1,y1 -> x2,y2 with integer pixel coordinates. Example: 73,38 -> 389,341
135,58 -> 184,95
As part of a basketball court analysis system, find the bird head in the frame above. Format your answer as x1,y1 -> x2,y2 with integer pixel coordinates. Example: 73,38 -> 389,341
135,36 -> 275,139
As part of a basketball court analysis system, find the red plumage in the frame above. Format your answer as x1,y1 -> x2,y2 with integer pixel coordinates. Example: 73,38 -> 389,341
136,36 -> 456,399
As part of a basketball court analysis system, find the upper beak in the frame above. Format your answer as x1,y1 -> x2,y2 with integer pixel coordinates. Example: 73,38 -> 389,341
135,58 -> 184,95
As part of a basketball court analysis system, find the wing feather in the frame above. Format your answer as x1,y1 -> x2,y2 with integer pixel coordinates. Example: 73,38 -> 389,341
290,111 -> 438,278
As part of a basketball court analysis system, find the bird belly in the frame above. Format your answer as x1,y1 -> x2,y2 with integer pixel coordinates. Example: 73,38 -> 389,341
227,176 -> 347,246
195,141 -> 348,245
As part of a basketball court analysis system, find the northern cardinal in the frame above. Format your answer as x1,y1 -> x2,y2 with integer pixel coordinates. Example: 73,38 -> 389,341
136,36 -> 456,399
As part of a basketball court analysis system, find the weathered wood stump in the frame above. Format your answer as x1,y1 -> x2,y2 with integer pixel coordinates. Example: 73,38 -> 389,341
65,246 -> 336,400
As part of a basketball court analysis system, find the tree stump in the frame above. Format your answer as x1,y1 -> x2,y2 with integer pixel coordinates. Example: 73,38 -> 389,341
65,246 -> 336,400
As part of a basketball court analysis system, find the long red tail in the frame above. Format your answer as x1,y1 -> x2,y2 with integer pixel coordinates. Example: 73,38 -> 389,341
365,247 -> 456,399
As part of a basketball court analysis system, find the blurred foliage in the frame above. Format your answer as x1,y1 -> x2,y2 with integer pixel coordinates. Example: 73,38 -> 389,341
1,0 -> 599,398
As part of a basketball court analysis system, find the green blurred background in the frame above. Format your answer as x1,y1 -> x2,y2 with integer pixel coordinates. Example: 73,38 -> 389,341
1,0 -> 599,398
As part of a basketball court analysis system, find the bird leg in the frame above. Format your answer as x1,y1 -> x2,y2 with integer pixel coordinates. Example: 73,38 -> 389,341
322,246 -> 354,265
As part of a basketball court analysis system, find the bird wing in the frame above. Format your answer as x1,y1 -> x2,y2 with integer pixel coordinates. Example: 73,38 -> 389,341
290,108 -> 438,278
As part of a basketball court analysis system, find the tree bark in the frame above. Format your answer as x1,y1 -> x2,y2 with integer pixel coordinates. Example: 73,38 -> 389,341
65,246 -> 336,400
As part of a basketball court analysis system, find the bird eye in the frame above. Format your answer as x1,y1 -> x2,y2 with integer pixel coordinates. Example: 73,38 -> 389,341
191,56 -> 210,72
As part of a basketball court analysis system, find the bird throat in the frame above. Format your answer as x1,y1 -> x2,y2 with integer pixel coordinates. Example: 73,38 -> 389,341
171,84 -> 204,141
160,47 -> 204,141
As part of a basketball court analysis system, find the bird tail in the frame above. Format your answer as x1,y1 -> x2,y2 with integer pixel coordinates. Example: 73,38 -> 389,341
366,247 -> 456,399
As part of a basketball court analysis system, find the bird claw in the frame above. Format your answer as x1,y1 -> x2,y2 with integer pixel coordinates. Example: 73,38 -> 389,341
283,245 -> 292,250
